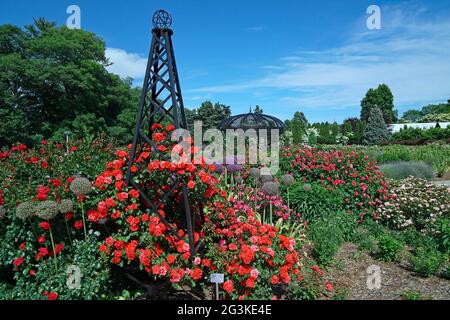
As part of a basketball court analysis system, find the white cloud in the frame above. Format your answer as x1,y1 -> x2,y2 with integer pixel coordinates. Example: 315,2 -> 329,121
187,4 -> 450,112
105,48 -> 147,80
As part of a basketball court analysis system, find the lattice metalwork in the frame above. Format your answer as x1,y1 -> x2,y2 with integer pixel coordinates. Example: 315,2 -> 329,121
125,10 -> 197,258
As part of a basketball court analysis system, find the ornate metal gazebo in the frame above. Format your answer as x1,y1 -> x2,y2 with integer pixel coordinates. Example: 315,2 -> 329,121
217,110 -> 285,133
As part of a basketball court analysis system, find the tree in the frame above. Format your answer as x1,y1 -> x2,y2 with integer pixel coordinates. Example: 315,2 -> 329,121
189,101 -> 231,130
361,84 -> 397,124
362,108 -> 391,145
287,111 -> 308,144
0,19 -> 138,145
402,109 -> 423,123
421,103 -> 450,116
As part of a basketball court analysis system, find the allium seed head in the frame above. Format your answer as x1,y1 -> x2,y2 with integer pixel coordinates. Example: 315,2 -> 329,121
58,199 -> 73,214
35,201 -> 59,220
249,168 -> 260,178
281,174 -> 295,186
260,174 -> 274,184
0,206 -> 6,220
303,184 -> 312,192
261,182 -> 279,196
70,177 -> 92,196
235,176 -> 243,184
16,201 -> 36,221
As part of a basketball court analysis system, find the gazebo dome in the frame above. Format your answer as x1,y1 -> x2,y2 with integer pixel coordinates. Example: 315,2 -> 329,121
217,111 -> 285,133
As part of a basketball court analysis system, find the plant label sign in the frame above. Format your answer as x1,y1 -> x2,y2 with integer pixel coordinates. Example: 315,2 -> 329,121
210,273 -> 224,284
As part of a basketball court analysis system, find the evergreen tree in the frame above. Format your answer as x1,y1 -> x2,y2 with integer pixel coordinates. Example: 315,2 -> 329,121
361,84 -> 397,124
362,108 -> 391,145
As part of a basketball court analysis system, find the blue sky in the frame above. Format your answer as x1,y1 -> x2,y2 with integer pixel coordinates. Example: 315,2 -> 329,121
1,0 -> 450,123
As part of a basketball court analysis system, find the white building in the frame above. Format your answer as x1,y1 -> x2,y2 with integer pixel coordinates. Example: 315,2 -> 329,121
389,122 -> 450,133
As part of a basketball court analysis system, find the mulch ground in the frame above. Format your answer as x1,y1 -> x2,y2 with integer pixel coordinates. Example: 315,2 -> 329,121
326,243 -> 450,300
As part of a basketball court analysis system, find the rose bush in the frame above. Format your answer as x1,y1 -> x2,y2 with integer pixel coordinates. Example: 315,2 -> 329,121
377,177 -> 450,234
281,145 -> 393,221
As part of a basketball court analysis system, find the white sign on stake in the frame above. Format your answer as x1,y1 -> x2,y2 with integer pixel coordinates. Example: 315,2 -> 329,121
210,273 -> 224,284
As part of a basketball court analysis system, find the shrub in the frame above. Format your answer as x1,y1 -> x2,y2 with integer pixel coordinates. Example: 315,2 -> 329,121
408,246 -> 447,277
377,177 -> 450,234
380,161 -> 435,180
289,183 -> 344,223
307,212 -> 356,266
362,108 -> 391,145
376,234 -> 403,262
281,145 -> 392,218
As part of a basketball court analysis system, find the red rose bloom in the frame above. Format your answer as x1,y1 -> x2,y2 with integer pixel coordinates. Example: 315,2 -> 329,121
39,222 -> 50,230
47,292 -> 58,300
13,256 -> 24,267
223,280 -> 234,294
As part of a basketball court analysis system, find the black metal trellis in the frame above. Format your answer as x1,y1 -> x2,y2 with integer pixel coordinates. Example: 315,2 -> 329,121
125,10 -> 197,258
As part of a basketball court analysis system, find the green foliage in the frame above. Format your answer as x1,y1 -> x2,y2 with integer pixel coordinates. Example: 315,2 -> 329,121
401,289 -> 432,300
408,246 -> 447,277
380,161 -> 435,180
361,84 -> 397,124
188,101 -> 231,130
289,183 -> 344,223
434,218 -> 450,255
376,234 -> 403,262
362,108 -> 391,145
419,113 -> 450,123
362,144 -> 450,177
0,20 -> 139,146
391,126 -> 450,144
285,111 -> 309,144
307,212 -> 357,266
402,110 -> 424,123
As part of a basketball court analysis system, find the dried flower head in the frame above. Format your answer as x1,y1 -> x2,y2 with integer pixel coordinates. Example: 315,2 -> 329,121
16,201 -> 36,221
303,184 -> 312,192
260,174 -> 274,184
235,176 -> 243,184
281,174 -> 295,186
35,201 -> 59,220
0,206 -> 6,220
70,177 -> 92,196
249,168 -> 260,179
261,182 -> 279,196
58,199 -> 73,214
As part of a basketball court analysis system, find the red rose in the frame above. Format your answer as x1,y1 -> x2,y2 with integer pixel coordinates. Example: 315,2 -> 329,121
38,236 -> 46,244
13,256 -> 24,267
270,275 -> 279,285
325,280 -> 334,292
223,280 -> 234,294
39,222 -> 50,231
167,255 -> 176,265
74,220 -> 83,230
187,180 -> 196,189
47,292 -> 58,300
105,237 -> 114,246
99,244 -> 107,252
191,268 -> 203,281
239,245 -> 255,265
